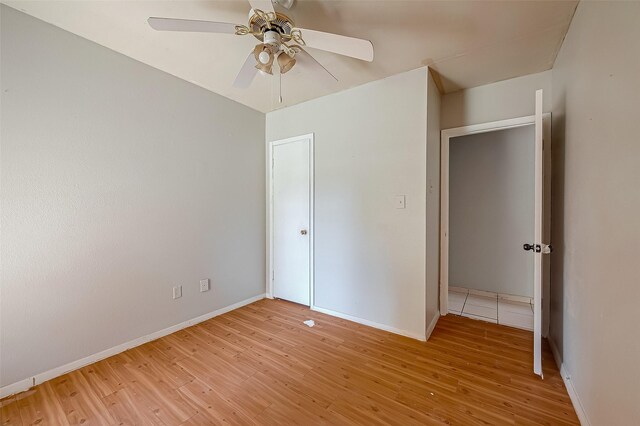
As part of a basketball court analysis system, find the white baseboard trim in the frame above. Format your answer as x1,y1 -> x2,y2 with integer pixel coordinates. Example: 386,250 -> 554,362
549,337 -> 590,426
310,305 -> 426,341
0,293 -> 266,399
425,310 -> 440,340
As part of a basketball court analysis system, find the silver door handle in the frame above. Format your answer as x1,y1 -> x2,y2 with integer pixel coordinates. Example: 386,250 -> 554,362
300,230 -> 307,235
523,243 -> 552,254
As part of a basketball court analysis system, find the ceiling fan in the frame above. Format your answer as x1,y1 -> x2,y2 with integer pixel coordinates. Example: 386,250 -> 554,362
147,0 -> 374,90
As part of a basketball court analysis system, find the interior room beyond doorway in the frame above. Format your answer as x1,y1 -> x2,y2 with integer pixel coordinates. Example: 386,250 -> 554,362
446,124 -> 536,330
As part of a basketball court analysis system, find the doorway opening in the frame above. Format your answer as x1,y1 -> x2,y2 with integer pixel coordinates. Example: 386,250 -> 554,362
448,124 -> 536,329
440,96 -> 551,376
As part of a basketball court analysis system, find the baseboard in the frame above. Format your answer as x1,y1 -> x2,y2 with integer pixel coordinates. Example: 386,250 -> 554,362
425,310 -> 440,340
310,305 -> 426,341
0,293 -> 266,399
549,337 -> 591,426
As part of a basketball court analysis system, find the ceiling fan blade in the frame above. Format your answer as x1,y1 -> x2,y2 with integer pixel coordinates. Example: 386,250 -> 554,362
148,17 -> 237,34
233,52 -> 259,89
296,28 -> 374,62
295,47 -> 338,86
248,0 -> 275,15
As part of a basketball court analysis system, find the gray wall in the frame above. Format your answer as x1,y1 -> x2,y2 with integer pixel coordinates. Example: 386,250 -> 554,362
449,126 -> 534,297
441,70 -> 552,129
425,71 -> 441,332
266,68 -> 429,339
550,1 -> 640,423
0,6 -> 265,388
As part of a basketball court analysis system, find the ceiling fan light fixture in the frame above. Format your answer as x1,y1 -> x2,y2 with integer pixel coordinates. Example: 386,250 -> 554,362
149,0 -> 375,93
258,50 -> 271,64
256,63 -> 273,75
277,52 -> 296,74
254,44 -> 274,74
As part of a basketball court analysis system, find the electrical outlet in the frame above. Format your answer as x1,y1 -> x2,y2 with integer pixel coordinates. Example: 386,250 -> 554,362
200,279 -> 210,292
172,285 -> 182,299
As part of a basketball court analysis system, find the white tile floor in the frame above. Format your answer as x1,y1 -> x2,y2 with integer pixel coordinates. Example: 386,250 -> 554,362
448,286 -> 534,330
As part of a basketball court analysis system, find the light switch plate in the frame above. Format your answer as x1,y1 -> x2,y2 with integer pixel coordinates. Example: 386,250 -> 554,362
395,195 -> 406,209
173,285 -> 182,299
200,279 -> 210,292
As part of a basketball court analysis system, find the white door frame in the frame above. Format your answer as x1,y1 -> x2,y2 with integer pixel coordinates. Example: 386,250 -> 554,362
439,115 -> 551,336
266,133 -> 315,307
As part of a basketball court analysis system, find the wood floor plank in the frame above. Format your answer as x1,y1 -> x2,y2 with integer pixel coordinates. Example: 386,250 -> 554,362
16,383 -> 69,426
101,387 -> 165,425
0,397 -> 22,426
78,358 -> 125,399
120,362 -> 196,425
177,378 -> 257,426
1,299 -> 579,425
49,370 -> 115,425
396,382 -> 517,425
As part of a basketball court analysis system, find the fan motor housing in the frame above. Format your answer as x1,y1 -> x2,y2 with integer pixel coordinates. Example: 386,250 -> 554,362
248,11 -> 294,41
263,30 -> 281,47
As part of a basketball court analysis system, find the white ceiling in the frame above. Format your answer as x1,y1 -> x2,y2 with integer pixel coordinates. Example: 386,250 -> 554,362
3,0 -> 578,113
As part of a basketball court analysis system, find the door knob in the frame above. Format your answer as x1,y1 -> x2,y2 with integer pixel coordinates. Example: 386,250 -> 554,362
523,243 -> 552,253
300,230 -> 307,235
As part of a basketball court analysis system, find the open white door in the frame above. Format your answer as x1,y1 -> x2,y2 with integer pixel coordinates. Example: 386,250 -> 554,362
533,89 -> 550,378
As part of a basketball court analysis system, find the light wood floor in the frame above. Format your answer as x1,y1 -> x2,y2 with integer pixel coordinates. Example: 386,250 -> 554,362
1,298 -> 578,425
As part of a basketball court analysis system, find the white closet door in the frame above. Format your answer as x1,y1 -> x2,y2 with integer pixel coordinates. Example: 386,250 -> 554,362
272,137 -> 311,305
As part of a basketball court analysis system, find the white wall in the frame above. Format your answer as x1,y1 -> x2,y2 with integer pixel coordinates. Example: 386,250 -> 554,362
441,70 -> 552,129
0,6 -> 265,388
266,68 -> 429,339
550,1 -> 640,423
425,71 -> 441,334
449,126 -> 534,297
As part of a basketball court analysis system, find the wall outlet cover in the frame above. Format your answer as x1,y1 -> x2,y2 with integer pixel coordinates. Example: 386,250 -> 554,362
200,279 -> 210,292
